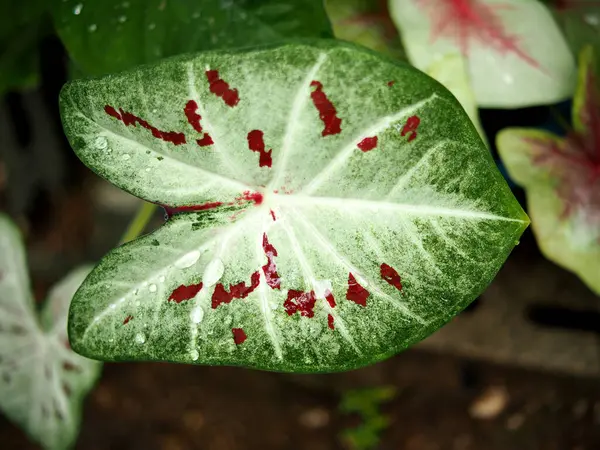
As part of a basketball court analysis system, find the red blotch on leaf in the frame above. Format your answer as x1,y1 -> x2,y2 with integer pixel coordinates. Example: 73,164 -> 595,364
380,263 -> 402,291
417,0 -> 540,69
247,130 -> 273,167
123,315 -> 133,325
270,210 -> 277,221
196,133 -> 214,147
232,328 -> 247,345
206,70 -> 240,107
401,115 -> 420,142
388,80 -> 396,87
164,201 -> 223,217
325,291 -> 336,308
284,290 -> 317,318
184,100 -> 203,133
357,136 -> 378,152
104,105 -> 121,119
262,233 -> 281,289
184,100 -> 214,147
346,273 -> 369,306
328,314 -> 335,330
310,80 -> 342,136
212,271 -> 261,309
237,190 -> 263,206
168,282 -> 203,304
104,105 -> 186,145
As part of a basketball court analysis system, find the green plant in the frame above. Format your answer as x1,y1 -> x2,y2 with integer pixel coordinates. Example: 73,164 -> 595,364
339,386 -> 396,450
60,40 -> 527,372
0,0 -> 549,447
497,45 -> 600,294
0,215 -> 102,450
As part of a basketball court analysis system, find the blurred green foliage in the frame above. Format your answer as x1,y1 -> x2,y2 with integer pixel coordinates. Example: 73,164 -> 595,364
339,386 -> 397,450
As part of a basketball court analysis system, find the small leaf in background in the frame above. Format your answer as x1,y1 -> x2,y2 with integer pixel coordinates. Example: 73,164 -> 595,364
325,0 -> 406,60
0,214 -> 102,450
550,0 -> 600,74
339,386 -> 396,450
0,0 -> 47,95
60,40 -> 528,372
53,0 -> 333,76
497,46 -> 600,294
388,0 -> 577,109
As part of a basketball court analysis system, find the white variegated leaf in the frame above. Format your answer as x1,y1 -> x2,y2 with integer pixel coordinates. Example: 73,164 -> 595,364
0,215 -> 101,450
60,40 -> 528,372
389,0 -> 576,108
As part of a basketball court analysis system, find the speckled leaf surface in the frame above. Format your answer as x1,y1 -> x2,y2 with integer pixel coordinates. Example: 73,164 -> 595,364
497,46 -> 600,295
424,53 -> 486,144
389,0 -> 576,109
0,215 -> 102,450
60,40 -> 528,372
53,0 -> 333,76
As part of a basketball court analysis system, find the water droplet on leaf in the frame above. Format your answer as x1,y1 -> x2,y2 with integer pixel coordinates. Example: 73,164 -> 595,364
135,333 -> 146,344
118,15 -> 127,23
122,154 -> 131,161
202,258 -> 224,287
191,307 -> 204,324
73,3 -> 83,15
191,349 -> 199,360
175,250 -> 200,269
88,23 -> 97,32
149,284 -> 157,293
159,275 -> 165,283
94,136 -> 107,149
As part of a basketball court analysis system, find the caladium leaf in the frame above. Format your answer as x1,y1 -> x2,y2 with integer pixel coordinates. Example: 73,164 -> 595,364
53,0 -> 333,76
325,0 -> 406,60
497,46 -> 600,294
551,1 -> 600,75
61,40 -> 528,372
388,0 -> 576,109
0,215 -> 101,450
424,52 -> 487,144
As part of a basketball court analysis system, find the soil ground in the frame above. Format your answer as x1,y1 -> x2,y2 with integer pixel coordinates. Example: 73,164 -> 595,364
2,348 -> 600,450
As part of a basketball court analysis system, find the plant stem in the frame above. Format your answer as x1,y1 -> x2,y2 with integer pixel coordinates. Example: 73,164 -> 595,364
119,201 -> 157,245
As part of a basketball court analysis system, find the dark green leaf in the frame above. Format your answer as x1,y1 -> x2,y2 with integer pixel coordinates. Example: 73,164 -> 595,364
0,0 -> 46,95
53,0 -> 333,76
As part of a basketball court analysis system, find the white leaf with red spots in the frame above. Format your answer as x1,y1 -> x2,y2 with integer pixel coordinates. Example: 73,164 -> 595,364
497,46 -> 600,294
389,0 -> 576,108
61,41 -> 528,372
0,215 -> 101,450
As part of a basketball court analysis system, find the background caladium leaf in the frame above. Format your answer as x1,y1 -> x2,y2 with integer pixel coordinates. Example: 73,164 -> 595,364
60,40 -> 528,372
53,0 -> 333,76
424,52 -> 487,144
497,46 -> 600,295
388,0 -> 576,109
324,0 -> 407,60
0,215 -> 102,450
552,1 -> 600,75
